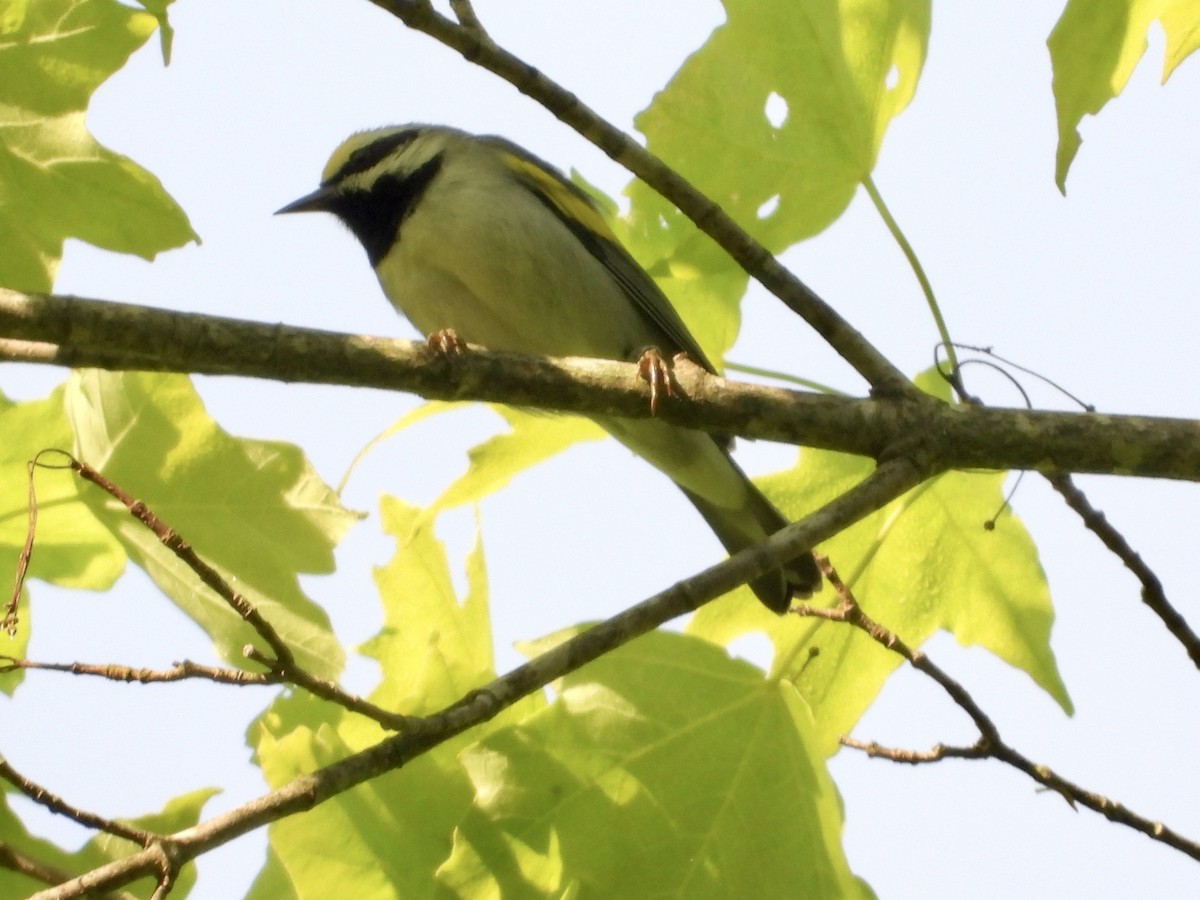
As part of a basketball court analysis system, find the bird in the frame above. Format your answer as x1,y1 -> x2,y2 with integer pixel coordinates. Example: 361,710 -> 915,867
277,124 -> 820,612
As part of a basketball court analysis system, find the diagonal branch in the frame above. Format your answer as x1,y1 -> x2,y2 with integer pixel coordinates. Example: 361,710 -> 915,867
28,460 -> 923,899
0,841 -> 139,900
367,0 -> 917,399
11,451 -> 418,734
1047,473 -> 1200,668
799,566 -> 1200,861
0,757 -> 153,847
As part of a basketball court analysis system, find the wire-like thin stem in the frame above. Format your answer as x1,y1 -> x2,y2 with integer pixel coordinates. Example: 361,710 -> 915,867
862,176 -> 958,380
724,360 -> 848,396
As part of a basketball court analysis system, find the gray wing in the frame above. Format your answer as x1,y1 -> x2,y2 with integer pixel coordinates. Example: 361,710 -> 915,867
567,219 -> 720,376
486,134 -> 719,375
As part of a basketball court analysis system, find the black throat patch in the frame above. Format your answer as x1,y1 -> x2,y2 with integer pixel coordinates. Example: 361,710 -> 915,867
331,153 -> 443,266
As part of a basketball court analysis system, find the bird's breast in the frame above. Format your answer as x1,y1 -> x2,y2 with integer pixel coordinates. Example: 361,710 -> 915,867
373,175 -> 663,362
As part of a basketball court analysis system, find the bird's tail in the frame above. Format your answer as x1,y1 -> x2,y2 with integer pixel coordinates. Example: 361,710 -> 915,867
680,484 -> 821,614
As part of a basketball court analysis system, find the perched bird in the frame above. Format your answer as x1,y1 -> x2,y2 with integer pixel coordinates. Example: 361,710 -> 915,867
277,124 -> 820,612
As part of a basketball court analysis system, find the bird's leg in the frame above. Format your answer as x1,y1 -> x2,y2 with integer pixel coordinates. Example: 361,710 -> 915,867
636,347 -> 674,415
426,328 -> 468,355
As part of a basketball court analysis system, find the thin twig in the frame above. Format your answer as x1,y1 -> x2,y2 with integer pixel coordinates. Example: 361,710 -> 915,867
11,450 -> 416,729
56,452 -> 298,669
0,757 -> 154,846
0,656 -> 277,685
1047,472 -> 1200,669
930,347 -> 1189,665
799,557 -> 1200,861
840,736 -> 989,763
55,451 -> 418,731
3,459 -> 39,637
242,646 -> 413,730
0,842 -> 141,900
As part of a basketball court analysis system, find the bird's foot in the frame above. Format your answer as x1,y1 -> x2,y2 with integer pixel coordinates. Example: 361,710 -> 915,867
636,347 -> 676,415
427,328 -> 467,355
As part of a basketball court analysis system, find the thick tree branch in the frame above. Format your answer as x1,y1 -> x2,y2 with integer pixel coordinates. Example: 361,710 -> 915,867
29,460 -> 923,898
3,290 -> 1200,481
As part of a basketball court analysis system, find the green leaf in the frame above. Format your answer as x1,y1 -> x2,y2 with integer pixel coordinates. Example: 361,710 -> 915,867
423,407 -> 604,520
637,0 -> 930,249
1049,0 -> 1200,192
253,716 -> 475,900
253,497 -> 541,897
1161,0 -> 1200,76
64,370 -> 352,679
245,846 -> 300,900
356,495 -> 543,729
0,0 -> 196,291
691,371 -> 1071,753
619,0 -> 931,362
0,785 -> 214,899
341,402 -> 602,521
361,496 -> 498,716
438,631 -> 871,899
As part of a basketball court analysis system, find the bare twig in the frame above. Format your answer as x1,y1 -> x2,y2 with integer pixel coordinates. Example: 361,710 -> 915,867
58,452 -> 299,668
799,558 -> 1200,861
1048,472 -> 1200,669
0,655 -> 277,686
3,460 -> 38,637
242,646 -> 413,731
840,736 -> 989,763
933,347 -> 1191,664
0,842 -> 141,900
0,757 -> 154,846
22,451 -> 419,732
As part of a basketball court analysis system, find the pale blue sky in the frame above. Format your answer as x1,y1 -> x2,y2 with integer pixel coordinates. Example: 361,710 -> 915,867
6,1 -> 1200,897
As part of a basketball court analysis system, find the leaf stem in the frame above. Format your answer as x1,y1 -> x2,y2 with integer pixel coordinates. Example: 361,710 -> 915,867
723,360 -> 847,396
862,176 -> 958,378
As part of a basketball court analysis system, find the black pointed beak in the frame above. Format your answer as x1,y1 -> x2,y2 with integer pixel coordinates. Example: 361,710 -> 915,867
275,186 -> 337,216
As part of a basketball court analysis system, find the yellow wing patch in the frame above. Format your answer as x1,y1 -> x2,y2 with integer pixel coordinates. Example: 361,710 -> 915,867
498,151 -> 619,244
495,145 -> 718,374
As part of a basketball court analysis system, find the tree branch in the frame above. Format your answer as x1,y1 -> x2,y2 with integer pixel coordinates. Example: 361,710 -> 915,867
0,841 -> 139,900
0,757 -> 153,847
800,563 -> 1200,862
367,0 -> 918,398
28,460 -> 923,898
10,452 -> 419,733
3,290 -> 1200,481
0,656 -> 275,685
1047,473 -> 1200,668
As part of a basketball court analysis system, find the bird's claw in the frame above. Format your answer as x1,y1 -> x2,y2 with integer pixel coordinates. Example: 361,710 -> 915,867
427,328 -> 467,355
636,347 -> 675,415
